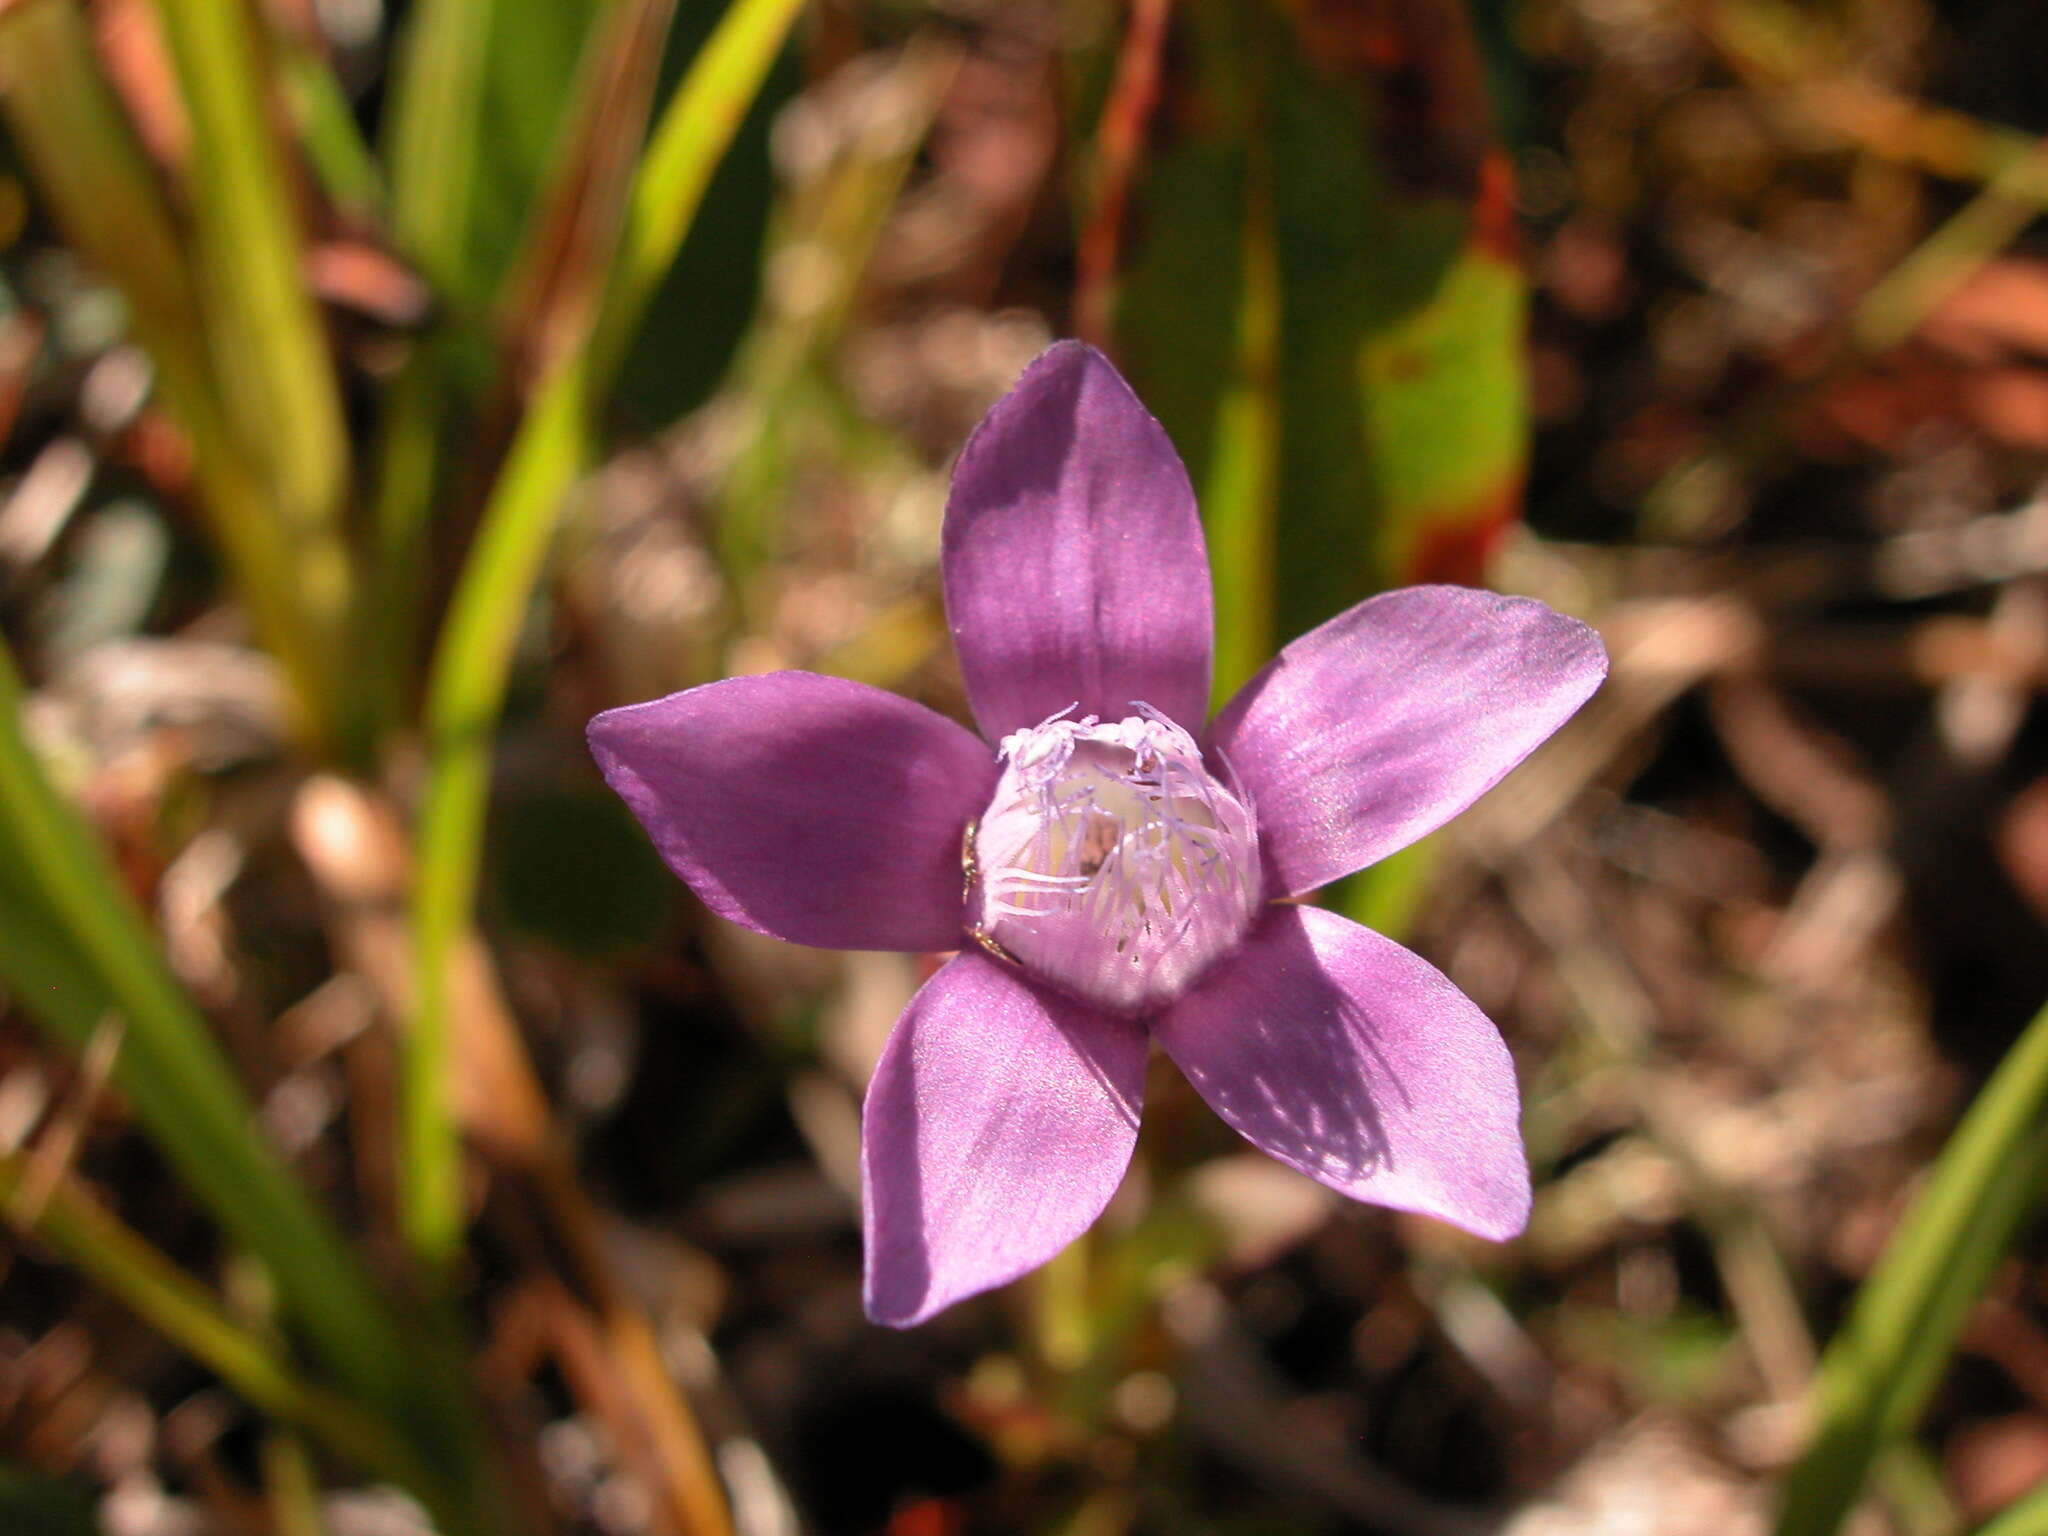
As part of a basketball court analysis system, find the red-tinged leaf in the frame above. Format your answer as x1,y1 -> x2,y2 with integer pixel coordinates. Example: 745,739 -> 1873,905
1119,0 -> 1528,635
1114,0 -> 1528,934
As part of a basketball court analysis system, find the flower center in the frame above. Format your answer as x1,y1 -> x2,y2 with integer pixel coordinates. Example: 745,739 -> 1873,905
967,707 -> 1262,1014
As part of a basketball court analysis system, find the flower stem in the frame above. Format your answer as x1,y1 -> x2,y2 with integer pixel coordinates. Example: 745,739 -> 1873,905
403,0 -> 808,1274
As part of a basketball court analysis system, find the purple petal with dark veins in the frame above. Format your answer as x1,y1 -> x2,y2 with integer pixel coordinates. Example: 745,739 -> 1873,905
1156,904 -> 1529,1240
588,672 -> 995,953
942,341 -> 1213,739
863,951 -> 1147,1326
1211,585 -> 1606,898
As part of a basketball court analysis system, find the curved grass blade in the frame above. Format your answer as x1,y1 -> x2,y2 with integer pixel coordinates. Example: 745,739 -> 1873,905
403,0 -> 810,1270
382,0 -> 497,296
151,0 -> 356,740
0,646 -> 404,1402
363,0 -> 508,738
0,646 -> 524,1532
279,32 -> 384,223
1774,995 -> 2048,1536
0,1155 -> 450,1521
589,0 -> 809,381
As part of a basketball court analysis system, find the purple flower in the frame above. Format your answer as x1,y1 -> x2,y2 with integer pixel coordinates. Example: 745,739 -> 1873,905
589,343 -> 1608,1327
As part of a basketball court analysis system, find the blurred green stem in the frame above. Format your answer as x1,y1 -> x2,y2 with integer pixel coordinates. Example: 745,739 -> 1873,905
152,0 -> 357,751
1033,1236 -> 1096,1377
403,0 -> 810,1268
278,34 -> 384,223
1774,994 -> 2048,1536
404,375 -> 588,1266
1852,139 -> 2048,355
364,0 -> 498,739
263,1433 -> 332,1536
383,0 -> 495,295
366,367 -> 442,740
152,0 -> 350,519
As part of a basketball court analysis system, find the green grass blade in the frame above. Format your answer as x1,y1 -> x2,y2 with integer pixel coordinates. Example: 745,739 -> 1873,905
382,0 -> 496,293
0,1156 -> 445,1516
361,0 -> 501,738
280,37 -> 385,223
590,0 -> 810,380
402,0 -> 809,1268
0,645 -> 409,1423
0,0 -> 201,362
152,0 -> 354,643
404,375 -> 589,1264
262,1433 -> 332,1536
1774,995 -> 2048,1536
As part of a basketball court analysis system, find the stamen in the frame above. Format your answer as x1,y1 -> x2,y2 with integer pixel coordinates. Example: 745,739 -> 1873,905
965,711 -> 1261,1013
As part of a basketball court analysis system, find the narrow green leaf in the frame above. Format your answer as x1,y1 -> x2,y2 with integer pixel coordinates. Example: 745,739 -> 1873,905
1774,996 -> 2048,1536
495,0 -> 681,393
262,1433 -> 332,1536
280,37 -> 384,223
591,0 -> 810,380
608,2 -> 791,436
405,376 -> 588,1264
0,0 -> 200,358
1119,0 -> 1525,938
363,0 -> 512,737
382,0 -> 498,293
363,366 -> 440,738
402,0 -> 809,1269
469,0 -> 608,301
0,1155 -> 448,1521
152,0 -> 354,608
0,644 -> 408,1434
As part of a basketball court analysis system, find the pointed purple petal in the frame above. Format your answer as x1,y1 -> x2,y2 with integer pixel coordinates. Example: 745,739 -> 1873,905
1156,904 -> 1529,1240
943,341 -> 1212,739
863,951 -> 1146,1326
588,672 -> 995,952
1212,585 -> 1606,898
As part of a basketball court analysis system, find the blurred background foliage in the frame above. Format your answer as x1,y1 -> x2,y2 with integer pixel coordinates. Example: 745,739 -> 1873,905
5,0 -> 2048,1533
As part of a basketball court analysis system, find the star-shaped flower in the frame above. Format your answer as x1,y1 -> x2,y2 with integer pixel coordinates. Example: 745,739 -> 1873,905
589,342 -> 1607,1326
